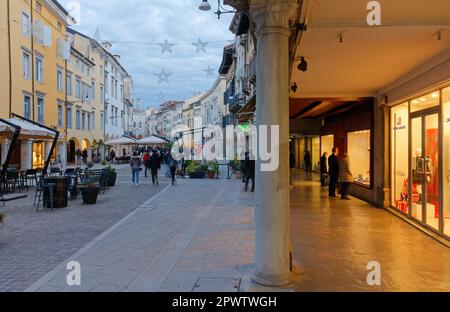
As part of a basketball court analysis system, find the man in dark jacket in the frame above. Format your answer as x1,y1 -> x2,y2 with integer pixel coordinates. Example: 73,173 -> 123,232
320,152 -> 328,186
149,150 -> 161,185
328,147 -> 340,197
245,158 -> 255,192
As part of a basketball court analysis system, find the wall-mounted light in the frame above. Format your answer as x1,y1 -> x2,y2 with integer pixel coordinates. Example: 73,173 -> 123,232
290,82 -> 298,93
198,0 -> 236,19
297,57 -> 308,72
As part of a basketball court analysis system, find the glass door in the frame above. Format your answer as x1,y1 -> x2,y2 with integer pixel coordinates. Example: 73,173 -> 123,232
410,112 -> 441,231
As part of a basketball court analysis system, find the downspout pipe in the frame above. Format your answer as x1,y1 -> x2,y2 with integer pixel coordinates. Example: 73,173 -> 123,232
7,0 -> 12,117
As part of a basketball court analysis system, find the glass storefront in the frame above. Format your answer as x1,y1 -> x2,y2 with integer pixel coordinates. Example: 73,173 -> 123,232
443,86 -> 450,236
391,86 -> 450,238
347,130 -> 371,186
33,142 -> 45,169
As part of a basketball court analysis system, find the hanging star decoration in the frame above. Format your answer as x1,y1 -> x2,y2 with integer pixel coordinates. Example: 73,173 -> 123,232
154,68 -> 172,84
192,38 -> 208,53
158,39 -> 175,54
203,66 -> 215,77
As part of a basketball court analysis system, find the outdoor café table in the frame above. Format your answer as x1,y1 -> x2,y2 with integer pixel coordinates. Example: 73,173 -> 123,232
43,176 -> 68,209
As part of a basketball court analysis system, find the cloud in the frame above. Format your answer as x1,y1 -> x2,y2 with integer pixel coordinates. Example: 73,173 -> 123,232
59,0 -> 234,108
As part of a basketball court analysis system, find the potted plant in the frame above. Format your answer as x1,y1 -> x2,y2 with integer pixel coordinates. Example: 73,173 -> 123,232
186,161 -> 208,179
105,165 -> 117,186
79,169 -> 100,205
229,160 -> 242,179
207,161 -> 219,179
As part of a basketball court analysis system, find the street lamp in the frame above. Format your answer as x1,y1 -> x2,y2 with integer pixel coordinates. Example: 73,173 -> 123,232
198,0 -> 236,19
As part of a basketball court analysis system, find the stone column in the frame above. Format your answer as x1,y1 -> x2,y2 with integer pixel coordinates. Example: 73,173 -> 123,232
251,2 -> 295,286
21,140 -> 33,170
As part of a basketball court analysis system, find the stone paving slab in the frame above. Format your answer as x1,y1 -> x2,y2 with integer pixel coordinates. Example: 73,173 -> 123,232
0,165 -> 169,292
27,177 -> 255,292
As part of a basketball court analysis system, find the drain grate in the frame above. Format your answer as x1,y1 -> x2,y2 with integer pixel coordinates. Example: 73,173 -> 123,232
192,277 -> 241,292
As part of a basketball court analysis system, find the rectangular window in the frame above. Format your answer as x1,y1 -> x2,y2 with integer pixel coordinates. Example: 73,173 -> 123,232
87,113 -> 91,130
22,51 -> 31,79
75,78 -> 81,99
22,13 -> 30,37
391,102 -> 409,211
23,95 -> 31,119
100,112 -> 104,130
67,107 -> 72,129
82,112 -> 86,130
35,55 -> 44,82
57,101 -> 63,128
111,77 -> 114,96
37,97 -> 45,123
91,82 -> 95,100
347,130 -> 371,186
35,2 -> 41,12
100,65 -> 104,78
67,73 -> 72,96
57,67 -> 63,91
76,109 -> 81,129
100,85 -> 104,103
91,111 -> 95,129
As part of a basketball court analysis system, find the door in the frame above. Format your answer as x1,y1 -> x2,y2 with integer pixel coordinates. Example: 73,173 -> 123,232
410,112 -> 441,231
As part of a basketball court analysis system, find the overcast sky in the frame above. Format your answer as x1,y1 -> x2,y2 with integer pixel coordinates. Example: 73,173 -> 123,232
59,0 -> 234,109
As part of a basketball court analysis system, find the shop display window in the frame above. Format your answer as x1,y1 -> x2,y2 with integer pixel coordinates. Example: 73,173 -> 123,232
347,130 -> 371,186
32,142 -> 45,169
312,137 -> 320,172
391,102 -> 409,212
443,87 -> 450,236
410,91 -> 439,113
320,135 -> 334,159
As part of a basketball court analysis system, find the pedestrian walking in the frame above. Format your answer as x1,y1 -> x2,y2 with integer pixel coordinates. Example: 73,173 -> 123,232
244,158 -> 255,192
130,151 -> 142,186
320,152 -> 328,186
304,151 -> 312,176
339,153 -> 353,200
75,148 -> 82,166
142,150 -> 150,178
110,149 -> 116,163
82,149 -> 88,164
169,154 -> 178,185
328,147 -> 340,197
149,150 -> 161,185
290,150 -> 295,186
241,153 -> 248,183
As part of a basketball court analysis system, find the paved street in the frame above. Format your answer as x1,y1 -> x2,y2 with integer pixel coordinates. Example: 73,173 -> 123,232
1,168 -> 449,292
0,165 -> 168,291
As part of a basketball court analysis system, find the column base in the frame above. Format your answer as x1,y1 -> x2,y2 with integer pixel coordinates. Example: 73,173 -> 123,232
251,270 -> 293,287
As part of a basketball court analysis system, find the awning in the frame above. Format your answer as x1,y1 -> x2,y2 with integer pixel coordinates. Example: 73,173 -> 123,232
237,94 -> 256,123
136,135 -> 168,145
104,137 -> 138,145
0,117 -> 56,140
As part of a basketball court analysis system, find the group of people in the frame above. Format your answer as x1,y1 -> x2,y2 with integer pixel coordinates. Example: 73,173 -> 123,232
129,148 -> 179,186
75,148 -> 89,166
320,147 -> 353,200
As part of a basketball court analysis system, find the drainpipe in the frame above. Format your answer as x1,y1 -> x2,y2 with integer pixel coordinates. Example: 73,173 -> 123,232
7,0 -> 12,117
30,1 -> 36,121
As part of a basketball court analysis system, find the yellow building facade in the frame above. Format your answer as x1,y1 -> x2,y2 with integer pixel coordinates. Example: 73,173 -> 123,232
66,29 -> 105,164
0,0 -> 74,170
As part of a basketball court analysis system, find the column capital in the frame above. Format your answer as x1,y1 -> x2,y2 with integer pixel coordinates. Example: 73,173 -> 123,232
250,0 -> 297,36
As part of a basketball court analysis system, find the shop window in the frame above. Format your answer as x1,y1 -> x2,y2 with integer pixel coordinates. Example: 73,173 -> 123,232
443,86 -> 450,236
347,130 -> 371,186
391,102 -> 409,211
33,142 -> 45,169
320,135 -> 334,160
410,91 -> 439,113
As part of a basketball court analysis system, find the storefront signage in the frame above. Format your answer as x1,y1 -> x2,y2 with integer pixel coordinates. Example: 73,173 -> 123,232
393,125 -> 406,131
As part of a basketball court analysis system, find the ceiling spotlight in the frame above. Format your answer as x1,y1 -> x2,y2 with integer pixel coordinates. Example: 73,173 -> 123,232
291,82 -> 298,93
198,0 -> 211,11
297,57 -> 308,72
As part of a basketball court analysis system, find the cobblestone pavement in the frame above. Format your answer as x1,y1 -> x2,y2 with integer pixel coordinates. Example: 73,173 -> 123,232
27,177 -> 255,292
0,165 -> 169,291
3,167 -> 450,292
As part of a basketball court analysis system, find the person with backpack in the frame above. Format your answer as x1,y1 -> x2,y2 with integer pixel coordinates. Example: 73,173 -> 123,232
142,150 -> 150,178
130,151 -> 142,186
